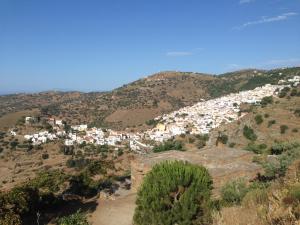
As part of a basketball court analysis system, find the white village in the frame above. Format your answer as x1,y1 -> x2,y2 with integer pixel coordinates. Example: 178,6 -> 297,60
19,75 -> 300,153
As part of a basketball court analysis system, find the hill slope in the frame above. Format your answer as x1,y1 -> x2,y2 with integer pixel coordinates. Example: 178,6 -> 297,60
1,67 -> 300,130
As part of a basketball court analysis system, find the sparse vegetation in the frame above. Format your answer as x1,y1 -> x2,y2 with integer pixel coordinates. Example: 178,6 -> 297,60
280,124 -> 289,134
58,210 -> 89,225
254,114 -> 263,125
268,119 -> 276,127
260,96 -> 273,107
221,179 -> 248,206
217,133 -> 228,145
243,125 -> 257,141
153,139 -> 184,153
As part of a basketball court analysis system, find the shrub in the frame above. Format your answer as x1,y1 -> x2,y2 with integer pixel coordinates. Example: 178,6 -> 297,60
292,128 -> 298,133
217,134 -> 228,145
290,88 -> 298,96
134,161 -> 213,225
268,120 -> 276,127
264,113 -> 270,118
145,119 -> 158,127
58,210 -> 89,225
280,125 -> 289,134
254,114 -> 263,125
242,188 -> 268,208
294,109 -> 300,117
245,143 -> 267,154
117,149 -> 124,156
243,125 -> 257,141
66,158 -> 90,170
288,184 -> 300,202
263,142 -> 300,179
42,153 -> 49,160
260,96 -> 273,106
229,142 -> 236,148
278,87 -> 290,98
153,140 -> 184,153
221,179 -> 248,206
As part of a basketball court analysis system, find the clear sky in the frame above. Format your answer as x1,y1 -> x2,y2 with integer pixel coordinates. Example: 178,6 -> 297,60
0,0 -> 300,94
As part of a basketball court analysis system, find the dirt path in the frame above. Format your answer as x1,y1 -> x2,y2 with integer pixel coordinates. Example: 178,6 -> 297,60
89,192 -> 136,225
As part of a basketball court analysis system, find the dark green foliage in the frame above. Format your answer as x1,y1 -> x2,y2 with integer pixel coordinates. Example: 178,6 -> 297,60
229,142 -> 236,148
263,142 -> 300,179
254,114 -> 263,125
245,143 -> 267,154
97,144 -> 109,153
243,125 -> 257,141
292,128 -> 298,133
221,179 -> 248,206
66,158 -> 90,170
153,140 -> 184,153
42,153 -> 49,159
195,134 -> 209,149
294,109 -> 300,117
290,88 -> 298,96
268,119 -> 276,127
58,210 -> 89,225
10,140 -> 18,149
280,125 -> 289,134
264,113 -> 269,118
145,119 -> 158,127
278,87 -> 290,98
287,184 -> 300,203
0,171 -> 67,222
29,170 -> 68,193
134,161 -> 213,225
68,172 -> 99,197
117,149 -> 124,156
260,96 -> 273,107
217,134 -> 228,145
61,145 -> 75,155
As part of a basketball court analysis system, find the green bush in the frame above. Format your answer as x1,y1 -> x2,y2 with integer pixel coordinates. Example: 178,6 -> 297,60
245,143 -> 267,154
280,125 -> 289,134
221,179 -> 248,206
264,113 -> 270,118
217,134 -> 228,144
290,88 -> 298,96
288,184 -> 300,202
134,161 -> 213,225
294,109 -> 300,117
278,87 -> 290,98
254,114 -> 263,125
268,120 -> 276,127
260,96 -> 273,106
263,142 -> 300,179
58,210 -> 89,225
153,140 -> 184,153
229,142 -> 236,148
243,125 -> 257,141
42,153 -> 49,160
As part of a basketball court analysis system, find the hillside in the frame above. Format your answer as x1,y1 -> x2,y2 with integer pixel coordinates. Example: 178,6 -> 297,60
1,67 -> 299,130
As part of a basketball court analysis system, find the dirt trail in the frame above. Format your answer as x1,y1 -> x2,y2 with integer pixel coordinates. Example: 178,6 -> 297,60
89,193 -> 136,225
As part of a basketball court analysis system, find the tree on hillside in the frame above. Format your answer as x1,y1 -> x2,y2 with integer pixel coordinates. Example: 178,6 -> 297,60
134,161 -> 213,225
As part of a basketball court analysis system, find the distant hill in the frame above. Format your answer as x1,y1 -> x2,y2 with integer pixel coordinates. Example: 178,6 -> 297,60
0,67 -> 299,130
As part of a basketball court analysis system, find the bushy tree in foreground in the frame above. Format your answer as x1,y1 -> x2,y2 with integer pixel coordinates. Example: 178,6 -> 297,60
58,210 -> 89,225
134,161 -> 213,225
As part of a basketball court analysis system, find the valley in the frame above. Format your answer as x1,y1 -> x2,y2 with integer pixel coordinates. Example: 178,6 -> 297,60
0,68 -> 300,225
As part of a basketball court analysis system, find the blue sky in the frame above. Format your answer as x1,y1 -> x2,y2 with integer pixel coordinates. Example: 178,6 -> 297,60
0,0 -> 300,94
